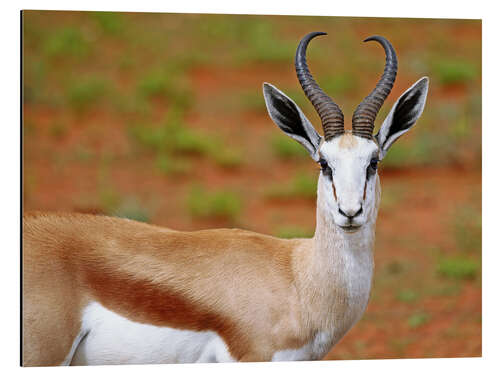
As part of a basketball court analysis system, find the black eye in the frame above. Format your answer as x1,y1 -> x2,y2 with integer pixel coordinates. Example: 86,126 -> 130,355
319,159 -> 332,177
370,158 -> 379,170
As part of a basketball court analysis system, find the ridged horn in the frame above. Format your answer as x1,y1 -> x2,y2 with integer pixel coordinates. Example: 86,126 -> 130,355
352,35 -> 398,139
295,31 -> 344,141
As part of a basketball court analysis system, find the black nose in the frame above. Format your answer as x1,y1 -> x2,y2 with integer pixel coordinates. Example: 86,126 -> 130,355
338,206 -> 363,219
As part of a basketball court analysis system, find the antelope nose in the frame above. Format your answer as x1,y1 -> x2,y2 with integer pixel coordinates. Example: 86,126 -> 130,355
338,204 -> 363,219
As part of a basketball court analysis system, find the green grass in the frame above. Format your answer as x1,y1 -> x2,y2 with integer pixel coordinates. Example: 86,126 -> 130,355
318,72 -> 360,95
428,283 -> 462,297
270,135 -> 308,160
275,226 -> 314,239
437,256 -> 479,280
379,184 -> 408,210
137,70 -> 172,98
136,67 -> 192,110
43,27 -> 90,58
408,312 -> 430,328
381,131 -> 457,169
451,204 -> 481,253
98,186 -> 121,214
23,60 -> 47,104
389,337 -> 415,356
129,110 -> 207,154
66,77 -> 110,112
266,172 -> 317,200
96,161 -> 151,222
112,198 -> 151,223
236,91 -> 267,112
98,188 -> 151,223
155,153 -> 191,175
90,11 -> 125,35
187,186 -> 242,221
234,20 -> 296,63
396,289 -> 419,303
129,109 -> 242,170
434,59 -> 479,86
72,145 -> 95,162
210,149 -> 243,169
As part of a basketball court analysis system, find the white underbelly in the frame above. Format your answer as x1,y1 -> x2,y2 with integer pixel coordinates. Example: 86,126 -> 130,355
70,302 -> 235,365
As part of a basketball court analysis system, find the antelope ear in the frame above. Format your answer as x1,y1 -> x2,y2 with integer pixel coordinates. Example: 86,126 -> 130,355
263,82 -> 322,161
375,77 -> 429,159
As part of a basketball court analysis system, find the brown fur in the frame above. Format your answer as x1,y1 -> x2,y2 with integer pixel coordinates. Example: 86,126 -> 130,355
338,132 -> 358,149
22,212 -> 310,365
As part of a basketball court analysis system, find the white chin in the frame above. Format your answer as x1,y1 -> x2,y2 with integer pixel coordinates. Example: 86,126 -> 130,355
338,224 -> 362,233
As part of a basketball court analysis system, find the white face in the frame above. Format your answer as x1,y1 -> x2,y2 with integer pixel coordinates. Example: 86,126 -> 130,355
316,133 -> 380,232
263,77 -> 429,232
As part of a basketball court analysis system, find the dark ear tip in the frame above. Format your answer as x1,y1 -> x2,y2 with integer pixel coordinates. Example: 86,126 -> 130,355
262,82 -> 277,97
415,76 -> 430,91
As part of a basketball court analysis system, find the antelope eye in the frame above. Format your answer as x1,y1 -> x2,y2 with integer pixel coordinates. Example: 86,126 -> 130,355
319,159 -> 332,177
370,158 -> 379,170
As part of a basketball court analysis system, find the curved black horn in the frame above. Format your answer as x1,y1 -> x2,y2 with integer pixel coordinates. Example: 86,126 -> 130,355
295,31 -> 344,140
352,35 -> 398,139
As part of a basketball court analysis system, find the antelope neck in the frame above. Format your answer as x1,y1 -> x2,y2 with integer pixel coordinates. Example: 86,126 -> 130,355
293,177 -> 379,341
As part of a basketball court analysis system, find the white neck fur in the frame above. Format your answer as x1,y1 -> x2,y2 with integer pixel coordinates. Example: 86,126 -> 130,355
294,173 -> 381,345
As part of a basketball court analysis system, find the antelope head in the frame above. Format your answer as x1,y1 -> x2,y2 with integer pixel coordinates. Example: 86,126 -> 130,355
264,32 -> 429,232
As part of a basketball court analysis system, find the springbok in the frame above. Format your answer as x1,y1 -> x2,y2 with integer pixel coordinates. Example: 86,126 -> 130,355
22,31 -> 428,366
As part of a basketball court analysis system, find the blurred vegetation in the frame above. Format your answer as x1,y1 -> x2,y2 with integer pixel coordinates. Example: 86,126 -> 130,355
433,59 -> 479,86
129,109 -> 242,173
437,256 -> 479,280
187,186 -> 242,222
275,226 -> 314,239
396,289 -> 419,303
23,11 -> 481,360
270,135 -> 309,160
266,172 -> 317,200
408,312 -> 430,328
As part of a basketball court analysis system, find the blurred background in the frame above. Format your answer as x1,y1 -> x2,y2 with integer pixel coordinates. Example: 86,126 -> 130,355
22,11 -> 481,359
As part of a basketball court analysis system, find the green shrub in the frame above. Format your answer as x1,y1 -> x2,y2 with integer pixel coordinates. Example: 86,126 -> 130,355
187,186 -> 242,221
236,20 -> 296,63
91,11 -> 124,34
270,135 -> 308,160
275,226 -> 314,239
210,149 -> 243,169
319,73 -> 359,95
434,59 -> 478,85
136,68 -> 192,110
112,200 -> 151,223
408,312 -> 430,328
130,110 -> 241,169
67,78 -> 109,112
452,205 -> 481,253
155,153 -> 191,175
437,256 -> 479,280
266,173 -> 317,200
43,28 -> 89,58
396,289 -> 419,303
